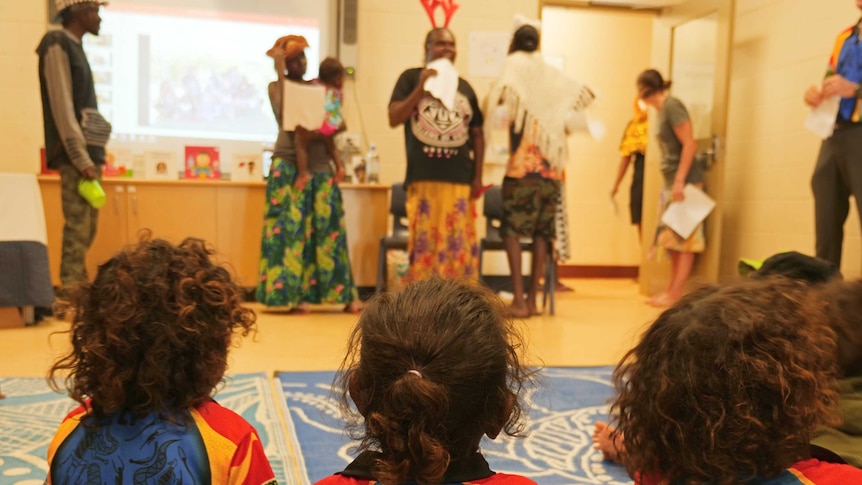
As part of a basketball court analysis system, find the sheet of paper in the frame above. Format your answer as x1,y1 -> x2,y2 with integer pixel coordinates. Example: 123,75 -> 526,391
661,184 -> 716,239
804,95 -> 840,139
424,57 -> 459,111
282,81 -> 326,132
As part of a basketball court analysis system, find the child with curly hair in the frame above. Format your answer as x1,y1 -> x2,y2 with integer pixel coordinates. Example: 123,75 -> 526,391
608,278 -> 862,484
812,278 -> 862,468
46,237 -> 276,485
316,278 -> 537,485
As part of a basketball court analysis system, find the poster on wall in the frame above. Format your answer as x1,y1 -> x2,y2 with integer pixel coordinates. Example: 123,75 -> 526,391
184,146 -> 221,180
467,31 -> 510,78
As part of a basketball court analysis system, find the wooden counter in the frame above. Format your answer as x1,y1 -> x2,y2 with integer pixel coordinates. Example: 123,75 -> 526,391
38,176 -> 389,289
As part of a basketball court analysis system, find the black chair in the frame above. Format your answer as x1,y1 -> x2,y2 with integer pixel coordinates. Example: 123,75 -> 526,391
376,183 -> 409,294
478,185 -> 555,315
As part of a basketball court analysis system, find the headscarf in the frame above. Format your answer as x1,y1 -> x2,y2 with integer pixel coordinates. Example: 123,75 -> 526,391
266,35 -> 309,60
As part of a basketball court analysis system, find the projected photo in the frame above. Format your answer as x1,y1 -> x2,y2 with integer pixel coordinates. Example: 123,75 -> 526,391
85,3 -> 320,143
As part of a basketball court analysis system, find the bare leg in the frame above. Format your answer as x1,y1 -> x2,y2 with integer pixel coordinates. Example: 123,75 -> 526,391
528,237 -> 548,315
666,250 -> 695,303
504,236 -> 530,318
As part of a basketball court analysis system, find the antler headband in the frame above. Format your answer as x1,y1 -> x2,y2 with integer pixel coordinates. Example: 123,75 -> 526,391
420,0 -> 459,28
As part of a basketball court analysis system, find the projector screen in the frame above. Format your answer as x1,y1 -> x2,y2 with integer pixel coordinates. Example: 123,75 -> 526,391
76,0 -> 337,170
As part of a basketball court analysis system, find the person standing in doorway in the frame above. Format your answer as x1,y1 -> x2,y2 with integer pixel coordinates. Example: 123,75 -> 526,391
37,0 -> 112,292
637,69 -> 707,308
804,0 -> 862,271
388,28 -> 486,283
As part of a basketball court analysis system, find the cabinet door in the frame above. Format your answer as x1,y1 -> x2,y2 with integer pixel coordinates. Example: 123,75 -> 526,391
86,182 -> 130,275
216,185 -> 265,287
341,187 -> 389,287
126,185 -> 218,246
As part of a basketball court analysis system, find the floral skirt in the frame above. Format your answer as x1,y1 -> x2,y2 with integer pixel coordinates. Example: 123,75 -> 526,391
655,188 -> 706,253
256,158 -> 358,307
406,181 -> 479,282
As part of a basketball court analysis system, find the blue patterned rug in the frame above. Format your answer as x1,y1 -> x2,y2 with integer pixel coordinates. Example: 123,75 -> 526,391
277,367 -> 633,485
0,373 -> 290,485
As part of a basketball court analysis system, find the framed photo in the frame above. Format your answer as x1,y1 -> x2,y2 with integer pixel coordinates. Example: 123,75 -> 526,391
230,152 -> 263,181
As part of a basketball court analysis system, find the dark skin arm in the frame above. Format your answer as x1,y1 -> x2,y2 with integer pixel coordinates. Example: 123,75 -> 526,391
470,126 -> 485,199
388,68 -> 437,127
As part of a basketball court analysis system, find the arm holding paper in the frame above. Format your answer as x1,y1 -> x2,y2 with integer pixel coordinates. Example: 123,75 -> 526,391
671,119 -> 698,203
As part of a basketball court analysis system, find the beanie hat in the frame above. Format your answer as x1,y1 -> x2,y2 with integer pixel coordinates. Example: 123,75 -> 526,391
54,0 -> 107,23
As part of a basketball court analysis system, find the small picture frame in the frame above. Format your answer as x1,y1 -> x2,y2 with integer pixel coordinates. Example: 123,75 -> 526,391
184,146 -> 221,180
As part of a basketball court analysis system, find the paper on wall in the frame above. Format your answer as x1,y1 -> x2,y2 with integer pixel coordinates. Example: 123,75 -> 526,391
804,95 -> 840,139
661,184 -> 716,239
282,81 -> 326,132
424,57 -> 459,111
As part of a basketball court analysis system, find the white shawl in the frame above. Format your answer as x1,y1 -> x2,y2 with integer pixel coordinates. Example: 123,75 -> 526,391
485,51 -> 595,171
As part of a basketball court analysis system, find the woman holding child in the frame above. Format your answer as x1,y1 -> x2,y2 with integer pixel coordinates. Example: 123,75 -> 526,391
257,35 -> 362,314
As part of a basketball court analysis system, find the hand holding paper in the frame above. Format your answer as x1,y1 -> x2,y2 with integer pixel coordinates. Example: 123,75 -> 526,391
804,95 -> 840,139
424,58 -> 459,111
282,81 -> 326,132
660,184 -> 715,239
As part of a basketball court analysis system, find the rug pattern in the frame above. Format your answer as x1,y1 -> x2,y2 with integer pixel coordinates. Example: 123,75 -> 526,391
277,367 -> 632,485
0,373 -> 288,485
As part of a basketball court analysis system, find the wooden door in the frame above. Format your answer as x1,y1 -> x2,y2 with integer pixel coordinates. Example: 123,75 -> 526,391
86,180 -> 130,275
216,184 -> 266,287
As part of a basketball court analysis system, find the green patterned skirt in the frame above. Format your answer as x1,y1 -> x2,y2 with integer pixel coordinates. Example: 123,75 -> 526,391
256,158 -> 358,307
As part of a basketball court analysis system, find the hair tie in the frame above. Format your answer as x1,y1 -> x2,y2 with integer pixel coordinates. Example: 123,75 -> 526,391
406,369 -> 423,378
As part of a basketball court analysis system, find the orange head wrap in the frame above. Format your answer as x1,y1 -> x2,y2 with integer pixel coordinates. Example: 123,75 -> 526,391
266,35 -> 309,60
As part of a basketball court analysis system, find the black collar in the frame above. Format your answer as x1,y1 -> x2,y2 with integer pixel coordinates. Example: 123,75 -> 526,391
337,450 -> 495,482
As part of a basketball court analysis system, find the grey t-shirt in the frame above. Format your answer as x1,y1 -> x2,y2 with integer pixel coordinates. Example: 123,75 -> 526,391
268,81 -> 331,173
657,96 -> 705,187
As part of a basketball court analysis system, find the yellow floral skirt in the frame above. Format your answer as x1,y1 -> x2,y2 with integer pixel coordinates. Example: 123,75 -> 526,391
406,181 -> 479,282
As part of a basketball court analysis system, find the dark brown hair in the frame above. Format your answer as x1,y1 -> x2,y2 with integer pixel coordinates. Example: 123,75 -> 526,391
611,278 -> 841,484
509,25 -> 539,54
637,68 -> 672,99
818,279 -> 862,378
48,236 -> 256,420
319,56 -> 345,86
336,278 -> 534,485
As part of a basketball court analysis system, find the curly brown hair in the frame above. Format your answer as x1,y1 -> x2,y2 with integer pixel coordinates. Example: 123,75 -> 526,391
817,278 -> 862,378
48,236 -> 256,420
611,278 -> 841,484
336,278 -> 535,485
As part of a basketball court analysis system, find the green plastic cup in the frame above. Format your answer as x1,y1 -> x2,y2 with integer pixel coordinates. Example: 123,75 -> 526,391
78,179 -> 107,209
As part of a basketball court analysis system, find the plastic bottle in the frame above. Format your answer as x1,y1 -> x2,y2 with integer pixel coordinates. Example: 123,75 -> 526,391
366,143 -> 380,184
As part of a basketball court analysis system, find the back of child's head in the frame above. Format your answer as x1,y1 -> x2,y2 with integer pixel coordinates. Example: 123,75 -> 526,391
753,251 -> 841,284
337,277 -> 532,485
48,236 -> 256,419
319,56 -> 345,86
817,278 -> 862,378
611,277 -> 841,484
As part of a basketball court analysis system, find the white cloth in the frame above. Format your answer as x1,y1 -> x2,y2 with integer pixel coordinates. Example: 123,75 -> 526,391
281,81 -> 326,132
485,51 -> 596,172
0,173 -> 48,244
423,58 -> 460,111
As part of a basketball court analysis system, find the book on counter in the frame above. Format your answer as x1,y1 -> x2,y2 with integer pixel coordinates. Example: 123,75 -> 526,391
184,146 -> 221,180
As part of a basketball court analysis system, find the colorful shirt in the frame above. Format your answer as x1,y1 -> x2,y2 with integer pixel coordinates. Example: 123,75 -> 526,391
827,20 -> 862,123
314,451 -> 536,485
47,399 -> 277,485
638,458 -> 862,485
506,119 -> 559,180
320,83 -> 343,136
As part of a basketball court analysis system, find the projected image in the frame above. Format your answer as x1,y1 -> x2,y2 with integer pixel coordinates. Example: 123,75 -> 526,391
85,4 -> 320,143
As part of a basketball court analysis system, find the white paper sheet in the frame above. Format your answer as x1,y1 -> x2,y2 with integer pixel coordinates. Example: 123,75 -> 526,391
661,184 -> 716,239
804,95 -> 840,139
282,81 -> 326,132
424,58 -> 459,111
